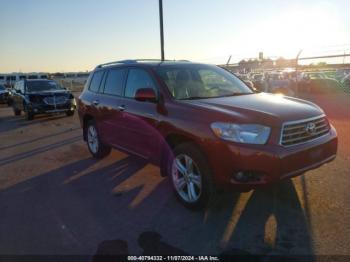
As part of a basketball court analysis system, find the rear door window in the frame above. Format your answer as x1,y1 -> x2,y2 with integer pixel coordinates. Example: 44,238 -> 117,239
103,68 -> 126,96
89,70 -> 105,93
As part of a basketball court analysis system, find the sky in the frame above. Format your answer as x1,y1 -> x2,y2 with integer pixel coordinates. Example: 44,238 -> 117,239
0,0 -> 349,73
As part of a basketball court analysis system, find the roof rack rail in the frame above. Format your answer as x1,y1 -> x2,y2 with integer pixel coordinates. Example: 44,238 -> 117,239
96,60 -> 124,68
96,59 -> 191,68
96,59 -> 165,68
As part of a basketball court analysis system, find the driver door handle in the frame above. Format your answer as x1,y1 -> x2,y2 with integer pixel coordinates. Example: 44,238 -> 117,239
118,105 -> 126,111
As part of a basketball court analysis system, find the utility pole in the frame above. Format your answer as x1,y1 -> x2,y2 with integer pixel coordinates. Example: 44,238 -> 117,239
226,55 -> 232,66
159,0 -> 165,61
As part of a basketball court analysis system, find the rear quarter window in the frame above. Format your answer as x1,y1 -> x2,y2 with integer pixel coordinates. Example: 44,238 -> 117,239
89,70 -> 105,93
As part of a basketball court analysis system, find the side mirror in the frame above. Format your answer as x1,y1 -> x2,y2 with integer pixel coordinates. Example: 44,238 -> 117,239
135,88 -> 157,102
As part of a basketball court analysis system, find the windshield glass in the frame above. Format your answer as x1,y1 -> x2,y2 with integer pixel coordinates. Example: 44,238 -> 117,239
26,81 -> 62,92
156,65 -> 253,100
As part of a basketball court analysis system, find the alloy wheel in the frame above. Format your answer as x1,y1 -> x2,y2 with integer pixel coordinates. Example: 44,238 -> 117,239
172,154 -> 202,203
87,125 -> 99,154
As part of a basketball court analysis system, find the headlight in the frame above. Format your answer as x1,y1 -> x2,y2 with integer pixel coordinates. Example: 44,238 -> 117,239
71,97 -> 77,105
211,122 -> 271,144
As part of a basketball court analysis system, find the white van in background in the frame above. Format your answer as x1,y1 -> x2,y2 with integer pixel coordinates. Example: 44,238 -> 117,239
0,73 -> 49,87
28,73 -> 49,79
0,75 -> 6,86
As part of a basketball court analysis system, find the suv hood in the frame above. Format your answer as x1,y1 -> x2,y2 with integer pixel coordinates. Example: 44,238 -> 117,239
188,93 -> 323,126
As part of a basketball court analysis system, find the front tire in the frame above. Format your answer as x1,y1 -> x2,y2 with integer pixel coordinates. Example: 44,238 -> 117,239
85,120 -> 111,159
24,105 -> 34,121
66,110 -> 75,117
169,143 -> 214,209
13,107 -> 21,116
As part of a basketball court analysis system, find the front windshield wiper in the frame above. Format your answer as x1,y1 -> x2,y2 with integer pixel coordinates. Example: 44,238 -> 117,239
179,96 -> 213,100
219,92 -> 254,97
179,93 -> 254,100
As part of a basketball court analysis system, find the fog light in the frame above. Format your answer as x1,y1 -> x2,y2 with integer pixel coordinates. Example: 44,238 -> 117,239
232,171 -> 250,183
231,171 -> 262,183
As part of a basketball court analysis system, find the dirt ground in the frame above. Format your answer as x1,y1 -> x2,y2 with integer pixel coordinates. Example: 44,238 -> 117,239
0,92 -> 349,258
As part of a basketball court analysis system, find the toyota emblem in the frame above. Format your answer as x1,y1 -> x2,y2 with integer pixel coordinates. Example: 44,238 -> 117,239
305,122 -> 316,135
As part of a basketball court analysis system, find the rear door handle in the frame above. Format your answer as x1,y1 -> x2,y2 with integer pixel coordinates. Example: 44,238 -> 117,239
92,100 -> 99,106
118,105 -> 126,111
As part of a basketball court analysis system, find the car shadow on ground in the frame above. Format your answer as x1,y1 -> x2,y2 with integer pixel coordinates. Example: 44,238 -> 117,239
0,155 -> 314,259
0,126 -> 81,151
0,135 -> 82,167
0,112 -> 72,133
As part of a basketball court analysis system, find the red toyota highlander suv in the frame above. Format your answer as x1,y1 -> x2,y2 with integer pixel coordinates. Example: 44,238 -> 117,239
78,60 -> 337,209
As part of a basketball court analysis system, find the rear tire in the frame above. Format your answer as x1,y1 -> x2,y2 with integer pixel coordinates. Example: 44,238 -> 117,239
85,120 -> 111,159
168,143 -> 214,210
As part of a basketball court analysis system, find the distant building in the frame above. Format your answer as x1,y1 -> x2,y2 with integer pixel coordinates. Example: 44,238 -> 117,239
0,71 -> 91,88
0,72 -> 49,87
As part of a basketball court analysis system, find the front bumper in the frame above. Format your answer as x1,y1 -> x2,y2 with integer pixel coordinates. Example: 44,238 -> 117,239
205,125 -> 338,190
28,99 -> 76,114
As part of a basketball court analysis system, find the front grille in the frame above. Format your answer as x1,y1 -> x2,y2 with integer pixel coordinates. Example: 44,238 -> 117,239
29,95 -> 42,103
43,96 -> 67,105
281,116 -> 330,146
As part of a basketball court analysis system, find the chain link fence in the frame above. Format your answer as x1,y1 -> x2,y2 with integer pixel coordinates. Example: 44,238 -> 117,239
53,78 -> 86,93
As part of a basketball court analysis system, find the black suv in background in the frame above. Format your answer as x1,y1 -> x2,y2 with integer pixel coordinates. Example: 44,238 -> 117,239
12,79 -> 76,120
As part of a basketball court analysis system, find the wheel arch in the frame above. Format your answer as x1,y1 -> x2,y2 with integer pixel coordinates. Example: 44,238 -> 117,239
160,132 -> 208,177
82,114 -> 94,141
165,133 -> 198,150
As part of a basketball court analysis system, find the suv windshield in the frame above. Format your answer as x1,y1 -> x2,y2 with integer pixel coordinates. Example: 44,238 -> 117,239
26,81 -> 62,92
157,65 -> 253,100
